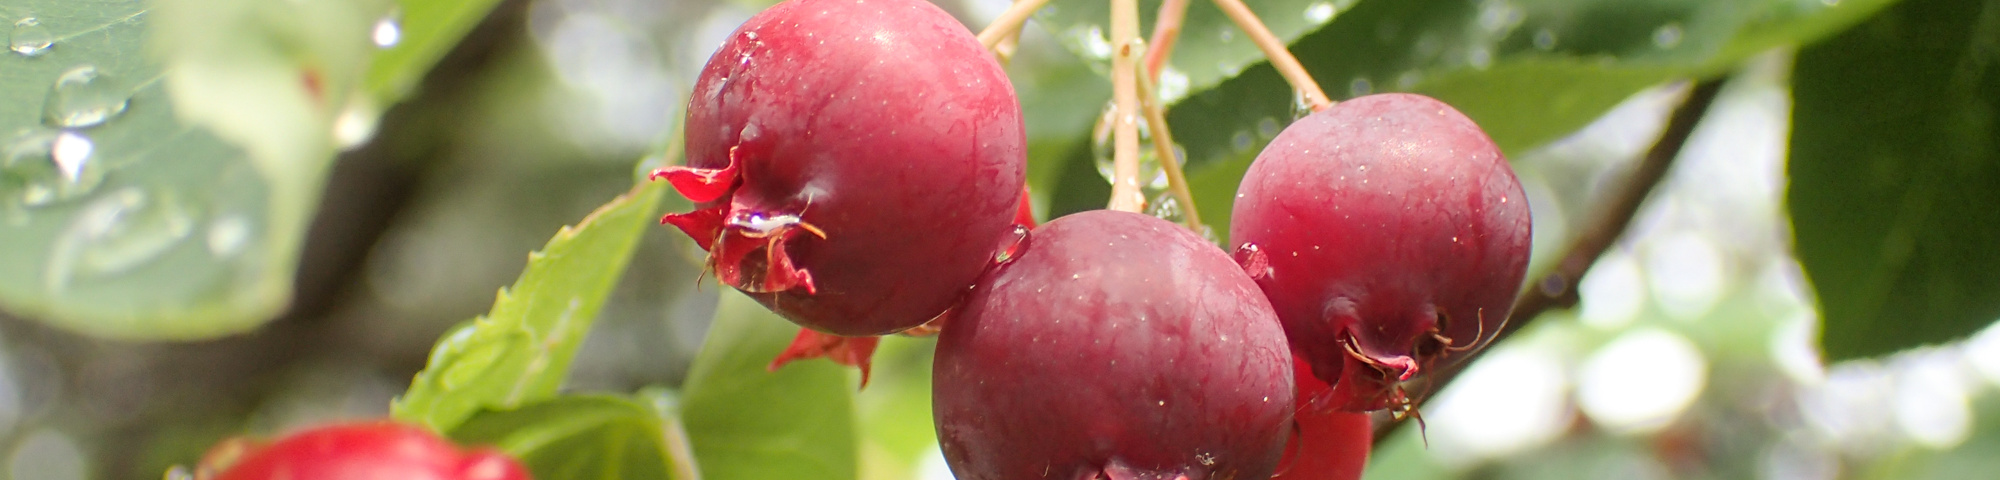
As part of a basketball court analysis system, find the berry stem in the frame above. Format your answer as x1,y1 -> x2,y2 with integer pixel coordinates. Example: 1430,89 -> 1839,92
977,0 -> 1052,52
1369,77 -> 1731,445
1106,0 -> 1146,212
1135,67 -> 1202,229
1210,0 -> 1332,111
1143,0 -> 1190,79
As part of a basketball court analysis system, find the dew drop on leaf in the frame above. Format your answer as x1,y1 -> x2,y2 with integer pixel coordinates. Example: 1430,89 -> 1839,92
9,17 -> 53,57
45,187 -> 198,291
2,130 -> 104,208
42,66 -> 130,128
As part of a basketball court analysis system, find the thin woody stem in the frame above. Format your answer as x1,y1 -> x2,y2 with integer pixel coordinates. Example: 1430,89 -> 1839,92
1136,70 -> 1202,229
1210,0 -> 1332,111
977,0 -> 1052,52
1143,0 -> 1190,80
1106,0 -> 1145,212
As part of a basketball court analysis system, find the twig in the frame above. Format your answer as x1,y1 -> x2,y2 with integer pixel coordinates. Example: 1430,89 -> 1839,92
1136,70 -> 1201,229
1143,0 -> 1190,80
1210,0 -> 1331,111
1370,77 -> 1730,444
1106,0 -> 1145,212
976,0 -> 1051,52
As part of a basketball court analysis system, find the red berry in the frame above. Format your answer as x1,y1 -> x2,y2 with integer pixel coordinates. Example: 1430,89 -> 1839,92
934,210 -> 1294,480
654,0 -> 1026,340
1273,356 -> 1372,480
1229,93 -> 1531,413
201,422 -> 529,480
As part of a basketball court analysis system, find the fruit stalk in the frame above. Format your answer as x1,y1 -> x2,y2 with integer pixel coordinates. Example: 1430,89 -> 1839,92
1135,68 -> 1202,229
1107,0 -> 1147,212
1369,77 -> 1730,444
977,0 -> 1052,51
1211,0 -> 1331,111
1144,0 -> 1190,79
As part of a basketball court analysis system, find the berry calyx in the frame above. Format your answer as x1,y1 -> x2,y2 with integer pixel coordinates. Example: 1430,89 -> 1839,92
1230,93 -> 1531,413
194,421 -> 528,480
934,210 -> 1293,480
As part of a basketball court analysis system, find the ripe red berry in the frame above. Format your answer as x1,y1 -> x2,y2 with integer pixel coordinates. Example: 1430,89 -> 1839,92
934,210 -> 1294,480
653,0 -> 1026,343
199,422 -> 528,480
1229,93 -> 1531,413
1272,356 -> 1372,480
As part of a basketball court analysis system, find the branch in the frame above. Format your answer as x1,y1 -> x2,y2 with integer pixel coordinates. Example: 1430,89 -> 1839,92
1143,0 -> 1190,80
1370,77 -> 1730,444
1106,0 -> 1146,212
1210,0 -> 1331,111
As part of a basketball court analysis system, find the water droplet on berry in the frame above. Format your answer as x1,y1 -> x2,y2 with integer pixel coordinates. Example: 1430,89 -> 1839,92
9,18 -> 53,57
1233,243 -> 1271,279
994,225 -> 1029,265
43,66 -> 129,128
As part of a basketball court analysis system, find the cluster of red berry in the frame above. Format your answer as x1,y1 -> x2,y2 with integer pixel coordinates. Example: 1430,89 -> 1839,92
650,0 -> 1533,479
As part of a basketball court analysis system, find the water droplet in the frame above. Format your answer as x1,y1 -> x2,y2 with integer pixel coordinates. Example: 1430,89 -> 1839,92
42,66 -> 129,128
994,225 -> 1029,265
440,338 -> 511,390
371,13 -> 403,48
1146,193 -> 1183,223
1304,2 -> 1336,24
332,99 -> 380,150
1074,26 -> 1113,60
1090,101 -> 1175,191
2,130 -> 103,207
45,188 -> 198,290
1233,243 -> 1271,279
1348,77 -> 1373,97
1291,90 -> 1315,119
206,214 -> 251,257
9,18 -> 53,57
1532,29 -> 1558,50
1652,23 -> 1683,49
1157,66 -> 1190,103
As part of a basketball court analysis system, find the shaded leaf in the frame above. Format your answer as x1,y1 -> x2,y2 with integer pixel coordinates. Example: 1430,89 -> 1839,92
681,291 -> 858,480
393,179 -> 667,431
451,394 -> 698,480
1789,0 -> 2000,361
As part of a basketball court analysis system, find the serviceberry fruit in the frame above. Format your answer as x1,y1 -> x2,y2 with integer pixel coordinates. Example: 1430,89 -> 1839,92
934,210 -> 1293,480
1230,93 -> 1531,413
195,421 -> 528,480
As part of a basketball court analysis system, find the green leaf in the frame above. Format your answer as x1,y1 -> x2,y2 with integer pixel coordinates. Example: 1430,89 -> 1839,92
0,0 -> 505,339
393,179 -> 668,431
450,394 -> 698,480
1161,0 -> 1899,241
1034,0 -> 1360,100
681,291 -> 858,480
364,0 -> 510,101
1788,0 -> 2000,361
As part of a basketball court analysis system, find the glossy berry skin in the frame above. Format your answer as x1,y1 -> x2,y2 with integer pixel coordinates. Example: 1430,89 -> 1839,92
935,210 -> 1293,480
203,422 -> 528,480
655,0 -> 1025,337
1230,93 -> 1531,413
1272,356 -> 1372,480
